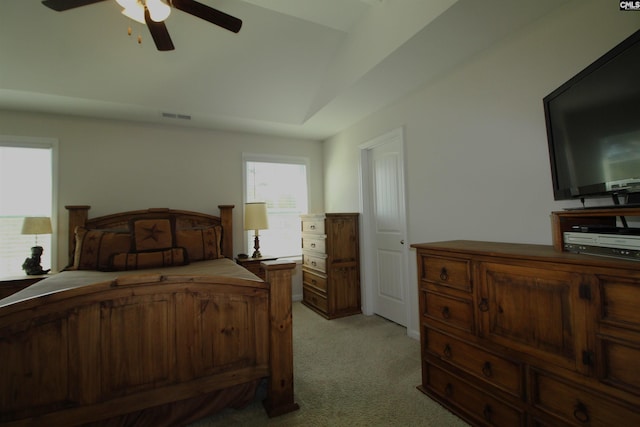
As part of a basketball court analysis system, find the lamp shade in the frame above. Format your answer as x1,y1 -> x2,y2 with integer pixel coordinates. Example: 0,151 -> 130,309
244,203 -> 268,231
21,217 -> 52,235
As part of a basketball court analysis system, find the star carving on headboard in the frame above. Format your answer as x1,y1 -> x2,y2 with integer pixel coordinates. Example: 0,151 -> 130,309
141,224 -> 164,242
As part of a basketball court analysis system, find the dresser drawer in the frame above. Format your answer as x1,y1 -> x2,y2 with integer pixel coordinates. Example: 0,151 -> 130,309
303,269 -> 327,292
421,255 -> 471,293
424,361 -> 525,427
303,252 -> 327,273
301,217 -> 325,234
303,285 -> 328,313
420,290 -> 474,334
424,327 -> 523,398
531,368 -> 640,426
302,235 -> 326,253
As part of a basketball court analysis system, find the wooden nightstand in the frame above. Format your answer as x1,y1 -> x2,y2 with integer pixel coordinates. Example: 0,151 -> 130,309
0,274 -> 49,300
235,256 -> 278,280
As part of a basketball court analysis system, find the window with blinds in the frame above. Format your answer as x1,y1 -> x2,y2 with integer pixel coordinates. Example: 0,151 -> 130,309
244,156 -> 309,258
0,142 -> 54,277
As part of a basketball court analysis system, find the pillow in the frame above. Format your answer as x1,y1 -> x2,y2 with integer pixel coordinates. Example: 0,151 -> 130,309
176,225 -> 224,260
130,216 -> 176,252
68,227 -> 131,271
110,247 -> 189,271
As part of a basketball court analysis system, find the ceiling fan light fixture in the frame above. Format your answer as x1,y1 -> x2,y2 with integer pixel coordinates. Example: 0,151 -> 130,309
122,4 -> 145,24
116,0 -> 138,9
146,0 -> 171,22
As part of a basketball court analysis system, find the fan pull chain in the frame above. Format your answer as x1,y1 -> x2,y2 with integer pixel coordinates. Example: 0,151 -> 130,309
125,19 -> 143,46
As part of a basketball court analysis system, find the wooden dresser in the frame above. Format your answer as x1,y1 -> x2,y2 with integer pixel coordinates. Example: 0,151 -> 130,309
301,213 -> 361,319
412,240 -> 640,426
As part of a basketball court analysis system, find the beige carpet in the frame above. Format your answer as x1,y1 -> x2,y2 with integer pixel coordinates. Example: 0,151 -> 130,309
189,302 -> 469,427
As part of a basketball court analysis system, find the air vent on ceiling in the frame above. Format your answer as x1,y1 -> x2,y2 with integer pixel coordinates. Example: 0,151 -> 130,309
161,112 -> 192,120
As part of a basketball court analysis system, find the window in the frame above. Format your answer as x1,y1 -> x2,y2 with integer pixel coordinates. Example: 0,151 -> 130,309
0,137 -> 56,277
243,155 -> 309,257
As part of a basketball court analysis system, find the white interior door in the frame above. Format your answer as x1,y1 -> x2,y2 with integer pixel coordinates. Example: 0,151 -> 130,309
360,128 -> 408,326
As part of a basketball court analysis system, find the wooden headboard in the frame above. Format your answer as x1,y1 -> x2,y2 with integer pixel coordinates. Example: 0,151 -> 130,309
65,205 -> 235,264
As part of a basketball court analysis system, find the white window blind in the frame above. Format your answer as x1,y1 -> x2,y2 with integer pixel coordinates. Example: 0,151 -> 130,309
0,143 -> 54,277
244,157 -> 309,258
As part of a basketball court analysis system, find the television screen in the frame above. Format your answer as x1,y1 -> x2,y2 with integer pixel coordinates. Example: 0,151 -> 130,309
544,28 -> 640,201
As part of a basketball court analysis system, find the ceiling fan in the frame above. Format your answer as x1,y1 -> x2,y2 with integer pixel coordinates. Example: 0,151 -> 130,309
41,0 -> 242,51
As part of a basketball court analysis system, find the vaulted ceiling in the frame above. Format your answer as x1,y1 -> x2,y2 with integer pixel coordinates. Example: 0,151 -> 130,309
0,0 -> 567,139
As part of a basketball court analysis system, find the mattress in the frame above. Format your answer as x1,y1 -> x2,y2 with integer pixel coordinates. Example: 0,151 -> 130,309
0,257 -> 261,307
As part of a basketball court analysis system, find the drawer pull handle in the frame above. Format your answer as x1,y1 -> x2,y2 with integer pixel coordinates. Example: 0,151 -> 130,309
482,361 -> 492,378
310,243 -> 316,248
310,224 -> 316,230
311,279 -> 317,285
441,306 -> 451,319
444,383 -> 453,397
483,404 -> 492,422
573,402 -> 590,423
443,344 -> 452,359
478,298 -> 489,312
439,267 -> 448,281
311,261 -> 317,266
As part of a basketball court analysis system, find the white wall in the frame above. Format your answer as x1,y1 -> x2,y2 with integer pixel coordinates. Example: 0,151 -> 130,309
323,0 -> 640,338
0,111 -> 324,274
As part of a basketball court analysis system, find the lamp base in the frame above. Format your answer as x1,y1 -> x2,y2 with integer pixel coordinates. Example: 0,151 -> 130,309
252,235 -> 262,258
22,246 -> 50,276
251,250 -> 262,258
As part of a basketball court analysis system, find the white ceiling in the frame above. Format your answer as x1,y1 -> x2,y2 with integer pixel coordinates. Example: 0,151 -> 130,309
0,0 -> 568,140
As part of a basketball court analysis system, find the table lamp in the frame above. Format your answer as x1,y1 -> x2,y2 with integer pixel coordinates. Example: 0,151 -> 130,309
244,202 -> 268,258
21,216 -> 52,275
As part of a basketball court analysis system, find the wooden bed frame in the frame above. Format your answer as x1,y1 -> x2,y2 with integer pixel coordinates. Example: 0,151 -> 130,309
0,205 -> 299,426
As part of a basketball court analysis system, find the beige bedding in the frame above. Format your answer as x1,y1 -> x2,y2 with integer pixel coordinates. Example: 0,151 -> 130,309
0,257 -> 261,308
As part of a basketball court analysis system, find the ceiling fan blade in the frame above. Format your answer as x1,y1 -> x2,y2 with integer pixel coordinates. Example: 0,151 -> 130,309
42,0 -> 108,12
171,0 -> 242,33
144,9 -> 175,51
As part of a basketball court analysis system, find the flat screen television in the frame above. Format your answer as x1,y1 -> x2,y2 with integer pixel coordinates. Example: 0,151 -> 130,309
544,28 -> 640,203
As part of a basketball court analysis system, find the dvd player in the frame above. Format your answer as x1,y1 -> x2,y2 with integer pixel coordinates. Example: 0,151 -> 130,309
571,225 -> 640,235
563,231 -> 640,261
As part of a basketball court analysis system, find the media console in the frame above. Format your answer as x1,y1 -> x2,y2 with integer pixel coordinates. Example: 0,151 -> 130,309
551,206 -> 640,255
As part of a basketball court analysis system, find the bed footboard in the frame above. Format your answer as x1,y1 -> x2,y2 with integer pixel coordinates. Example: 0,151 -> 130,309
0,262 -> 298,426
262,260 -> 300,417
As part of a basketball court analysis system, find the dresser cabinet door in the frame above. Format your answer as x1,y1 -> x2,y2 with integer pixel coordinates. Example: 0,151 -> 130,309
477,262 -> 592,374
325,216 -> 359,264
328,266 -> 360,314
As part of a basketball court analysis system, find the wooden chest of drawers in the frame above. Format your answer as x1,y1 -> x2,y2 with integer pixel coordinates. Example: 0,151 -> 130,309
301,213 -> 361,319
413,240 -> 640,426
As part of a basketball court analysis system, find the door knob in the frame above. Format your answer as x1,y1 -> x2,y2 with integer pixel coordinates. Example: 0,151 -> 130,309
400,240 -> 405,245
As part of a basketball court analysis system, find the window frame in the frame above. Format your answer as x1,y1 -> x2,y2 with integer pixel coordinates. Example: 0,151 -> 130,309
0,135 -> 59,275
242,153 -> 310,258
